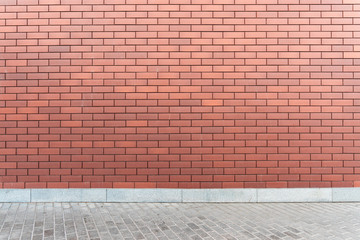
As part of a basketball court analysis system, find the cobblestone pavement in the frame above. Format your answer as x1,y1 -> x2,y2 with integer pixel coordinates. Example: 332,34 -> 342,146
0,202 -> 359,240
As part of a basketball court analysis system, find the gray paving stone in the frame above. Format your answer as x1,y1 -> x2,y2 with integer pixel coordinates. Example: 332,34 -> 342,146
257,188 -> 332,202
0,202 -> 359,239
107,189 -> 182,202
0,190 -> 31,202
333,188 -> 360,202
183,189 -> 257,202
31,189 -> 106,202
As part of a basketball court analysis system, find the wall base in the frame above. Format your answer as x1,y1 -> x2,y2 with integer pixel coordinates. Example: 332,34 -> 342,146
0,188 -> 359,203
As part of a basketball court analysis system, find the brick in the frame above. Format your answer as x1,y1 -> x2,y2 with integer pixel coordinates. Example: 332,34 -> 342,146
1,0 -> 359,189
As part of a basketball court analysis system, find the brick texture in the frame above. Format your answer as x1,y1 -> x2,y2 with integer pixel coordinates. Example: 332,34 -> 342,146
1,0 -> 360,188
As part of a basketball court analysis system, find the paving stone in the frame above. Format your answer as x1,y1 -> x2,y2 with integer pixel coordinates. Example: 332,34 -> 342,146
31,235 -> 43,240
0,203 -> 359,239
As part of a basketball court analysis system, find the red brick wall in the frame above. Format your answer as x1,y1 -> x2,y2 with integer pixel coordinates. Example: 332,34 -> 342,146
1,0 -> 360,189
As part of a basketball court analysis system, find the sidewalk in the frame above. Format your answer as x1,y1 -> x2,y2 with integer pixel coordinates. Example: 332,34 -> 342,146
0,202 -> 359,240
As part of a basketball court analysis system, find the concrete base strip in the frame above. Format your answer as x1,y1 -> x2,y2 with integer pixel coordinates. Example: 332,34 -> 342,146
0,188 -> 359,202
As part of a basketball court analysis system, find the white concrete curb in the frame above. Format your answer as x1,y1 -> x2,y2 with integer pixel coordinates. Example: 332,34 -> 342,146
0,188 -> 359,202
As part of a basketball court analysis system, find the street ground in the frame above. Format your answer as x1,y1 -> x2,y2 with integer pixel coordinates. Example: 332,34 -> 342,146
0,202 -> 359,240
